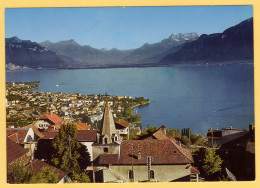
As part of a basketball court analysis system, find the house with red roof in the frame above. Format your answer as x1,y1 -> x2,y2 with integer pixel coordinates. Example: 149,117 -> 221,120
7,137 -> 30,165
35,112 -> 65,130
6,127 -> 38,159
115,119 -> 130,137
92,124 -> 195,182
93,138 -> 194,182
76,130 -> 98,161
74,121 -> 91,130
25,159 -> 67,183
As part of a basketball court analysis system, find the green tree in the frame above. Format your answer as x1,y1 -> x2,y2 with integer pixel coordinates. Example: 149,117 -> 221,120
190,134 -> 208,146
180,135 -> 191,146
29,167 -> 58,183
7,161 -> 31,183
167,128 -> 181,140
137,126 -> 159,139
201,148 -> 223,176
71,170 -> 90,183
51,123 -> 91,181
7,162 -> 58,184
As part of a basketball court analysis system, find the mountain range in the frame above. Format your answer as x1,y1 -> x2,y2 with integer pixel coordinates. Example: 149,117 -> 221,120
5,18 -> 253,70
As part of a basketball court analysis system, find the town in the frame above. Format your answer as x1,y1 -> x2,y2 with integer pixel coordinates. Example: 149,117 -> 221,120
6,82 -> 255,183
6,81 -> 148,132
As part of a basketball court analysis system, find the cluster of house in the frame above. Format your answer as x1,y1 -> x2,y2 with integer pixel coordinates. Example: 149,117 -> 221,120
7,102 -> 201,183
206,124 -> 255,180
6,83 -> 134,125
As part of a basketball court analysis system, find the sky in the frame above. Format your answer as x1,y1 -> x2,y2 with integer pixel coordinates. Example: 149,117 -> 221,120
5,6 -> 253,50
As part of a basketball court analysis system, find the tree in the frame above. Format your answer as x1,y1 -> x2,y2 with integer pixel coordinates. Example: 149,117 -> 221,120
51,123 -> 91,181
138,126 -> 158,139
7,162 -> 58,184
167,128 -> 181,140
7,161 -> 31,183
29,167 -> 58,183
190,134 -> 208,146
71,170 -> 90,183
181,135 -> 191,146
201,148 -> 223,176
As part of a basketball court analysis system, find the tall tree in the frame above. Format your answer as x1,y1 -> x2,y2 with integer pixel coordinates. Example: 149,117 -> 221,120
51,123 -> 90,180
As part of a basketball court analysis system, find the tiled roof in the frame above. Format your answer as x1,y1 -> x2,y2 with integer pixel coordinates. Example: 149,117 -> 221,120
24,124 -> 45,138
96,154 -> 119,164
6,128 -> 29,144
7,137 -> 29,164
97,139 -> 193,165
76,130 -> 98,142
143,129 -> 194,163
39,113 -> 64,125
39,130 -> 98,142
74,121 -> 91,130
115,119 -> 130,129
41,131 -> 59,139
27,159 -> 67,181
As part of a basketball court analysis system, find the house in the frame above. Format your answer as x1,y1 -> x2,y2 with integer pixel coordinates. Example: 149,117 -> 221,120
6,127 -> 38,158
92,105 -> 194,182
35,112 -> 65,130
216,124 -> 255,181
7,137 -> 67,183
7,137 -> 30,165
207,125 -> 251,147
76,130 -> 98,161
34,129 -> 98,162
115,119 -> 130,137
26,159 -> 67,183
94,139 -> 194,182
74,121 -> 91,130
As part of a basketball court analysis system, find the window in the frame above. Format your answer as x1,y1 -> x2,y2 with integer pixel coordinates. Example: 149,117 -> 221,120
128,170 -> 134,179
103,147 -> 108,152
150,170 -> 154,179
104,138 -> 108,144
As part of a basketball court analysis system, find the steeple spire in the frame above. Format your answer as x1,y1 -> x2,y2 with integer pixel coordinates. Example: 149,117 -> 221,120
100,102 -> 118,143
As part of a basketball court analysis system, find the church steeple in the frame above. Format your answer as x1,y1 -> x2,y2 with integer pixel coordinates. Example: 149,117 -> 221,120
100,101 -> 118,144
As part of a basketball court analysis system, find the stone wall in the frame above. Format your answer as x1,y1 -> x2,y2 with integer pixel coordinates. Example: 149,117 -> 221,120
102,164 -> 191,182
92,144 -> 120,161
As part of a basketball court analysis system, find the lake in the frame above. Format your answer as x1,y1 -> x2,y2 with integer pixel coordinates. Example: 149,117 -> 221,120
6,63 -> 254,134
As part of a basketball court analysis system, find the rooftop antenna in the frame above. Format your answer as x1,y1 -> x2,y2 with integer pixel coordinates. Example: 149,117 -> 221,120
216,122 -> 219,131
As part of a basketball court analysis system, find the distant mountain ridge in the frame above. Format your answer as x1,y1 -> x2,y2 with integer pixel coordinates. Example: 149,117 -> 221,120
122,32 -> 199,64
160,18 -> 253,64
5,37 -> 77,69
5,18 -> 253,69
40,39 -> 134,66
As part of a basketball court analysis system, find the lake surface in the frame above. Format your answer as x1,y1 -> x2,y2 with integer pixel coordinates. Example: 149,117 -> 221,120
6,64 -> 254,134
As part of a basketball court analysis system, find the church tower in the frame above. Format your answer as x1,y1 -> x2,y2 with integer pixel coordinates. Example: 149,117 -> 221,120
99,101 -> 120,144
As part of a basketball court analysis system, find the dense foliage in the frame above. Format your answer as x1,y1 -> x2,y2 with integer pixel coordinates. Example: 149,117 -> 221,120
51,123 -> 90,182
7,161 -> 58,183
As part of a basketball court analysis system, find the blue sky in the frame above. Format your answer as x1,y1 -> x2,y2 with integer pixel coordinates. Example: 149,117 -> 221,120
5,6 -> 253,50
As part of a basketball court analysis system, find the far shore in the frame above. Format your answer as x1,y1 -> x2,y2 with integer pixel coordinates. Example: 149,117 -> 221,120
5,60 -> 254,72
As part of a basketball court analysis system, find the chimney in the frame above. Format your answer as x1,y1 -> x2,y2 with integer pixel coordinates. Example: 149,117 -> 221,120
138,151 -> 141,160
249,123 -> 254,134
160,124 -> 167,135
